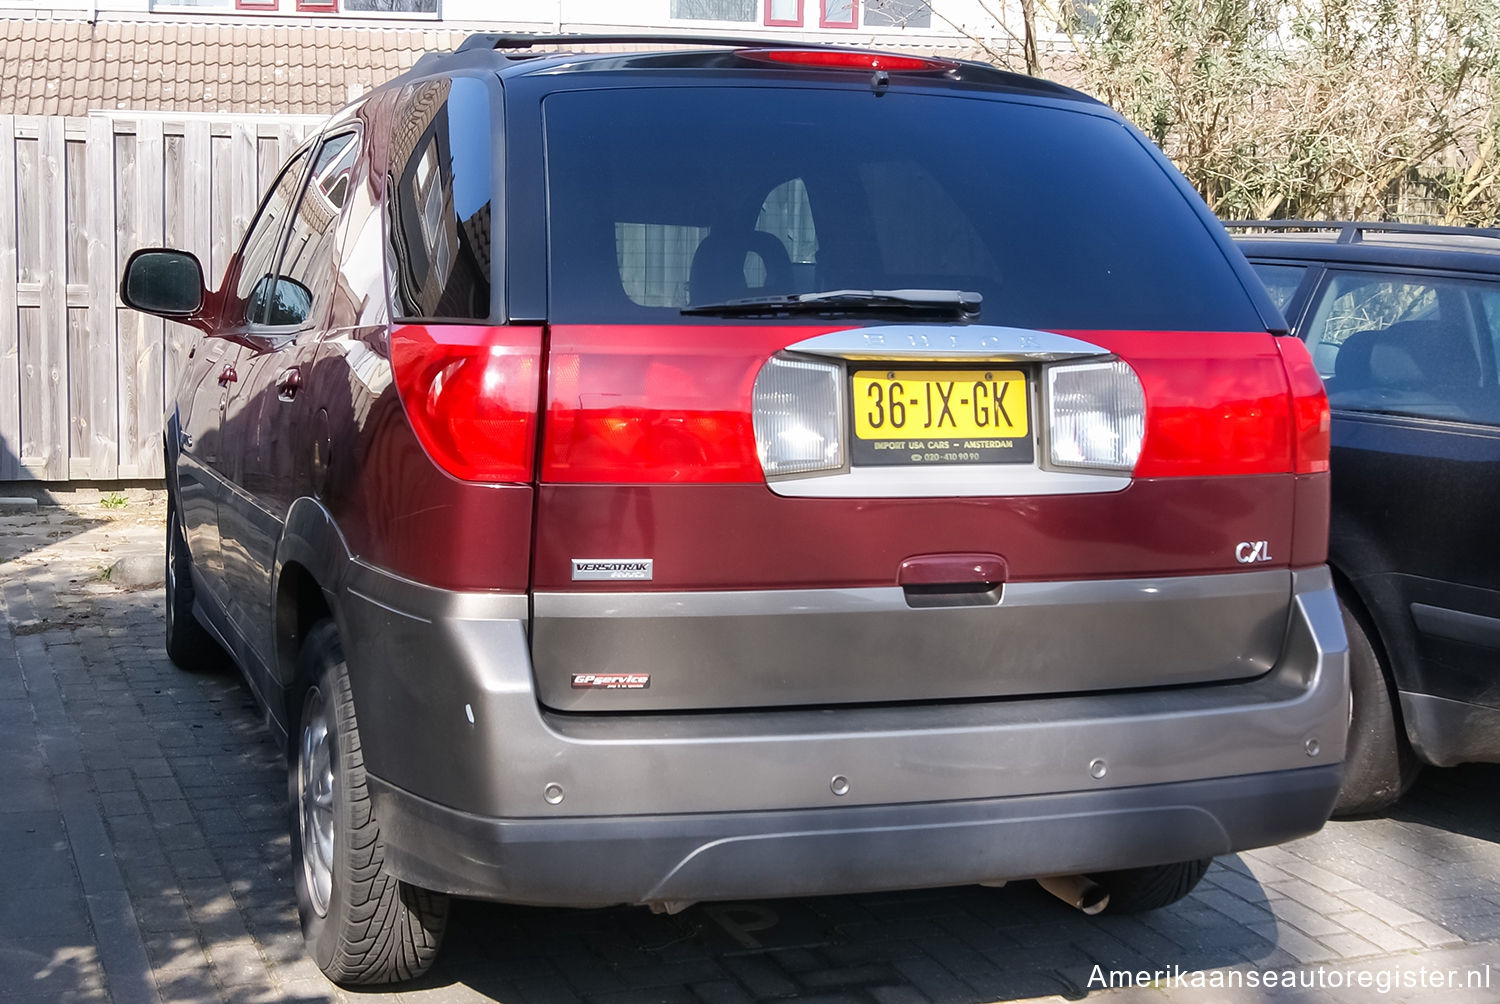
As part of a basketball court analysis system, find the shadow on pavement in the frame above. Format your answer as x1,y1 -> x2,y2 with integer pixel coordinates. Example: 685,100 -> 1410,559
1392,764 -> 1500,845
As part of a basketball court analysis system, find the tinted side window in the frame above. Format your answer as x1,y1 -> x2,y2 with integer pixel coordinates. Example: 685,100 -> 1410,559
232,148 -> 311,325
545,87 -> 1264,331
1302,271 -> 1500,425
1251,262 -> 1309,313
1481,290 -> 1500,367
387,76 -> 494,322
265,131 -> 360,327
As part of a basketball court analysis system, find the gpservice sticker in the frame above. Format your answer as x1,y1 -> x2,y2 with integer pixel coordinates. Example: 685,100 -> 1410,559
571,673 -> 651,690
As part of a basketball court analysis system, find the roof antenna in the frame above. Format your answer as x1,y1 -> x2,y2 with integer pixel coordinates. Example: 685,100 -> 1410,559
871,69 -> 890,96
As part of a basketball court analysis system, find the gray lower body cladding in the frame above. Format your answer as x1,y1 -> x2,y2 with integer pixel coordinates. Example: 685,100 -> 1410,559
531,570 -> 1293,711
336,563 -> 1348,904
369,766 -> 1340,905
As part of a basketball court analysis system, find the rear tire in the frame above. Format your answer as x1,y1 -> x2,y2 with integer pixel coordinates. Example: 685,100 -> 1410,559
1090,858 -> 1212,914
1333,595 -> 1420,817
165,499 -> 222,671
289,620 -> 449,986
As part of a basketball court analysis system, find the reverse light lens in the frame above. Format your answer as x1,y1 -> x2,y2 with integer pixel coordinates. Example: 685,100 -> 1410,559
389,324 -> 541,483
752,356 -> 844,477
1047,360 -> 1146,471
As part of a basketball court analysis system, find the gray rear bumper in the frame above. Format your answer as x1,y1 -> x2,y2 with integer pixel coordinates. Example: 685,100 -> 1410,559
369,765 -> 1340,905
337,563 -> 1349,904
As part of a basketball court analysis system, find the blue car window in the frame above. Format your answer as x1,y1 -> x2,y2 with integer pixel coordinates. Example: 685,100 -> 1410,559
1303,271 -> 1500,426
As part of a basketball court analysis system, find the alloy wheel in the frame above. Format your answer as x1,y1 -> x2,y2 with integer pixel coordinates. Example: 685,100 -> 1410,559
297,686 -> 335,918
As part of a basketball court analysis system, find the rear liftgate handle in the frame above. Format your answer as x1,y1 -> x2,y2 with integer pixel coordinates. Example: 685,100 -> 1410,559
899,553 -> 1007,608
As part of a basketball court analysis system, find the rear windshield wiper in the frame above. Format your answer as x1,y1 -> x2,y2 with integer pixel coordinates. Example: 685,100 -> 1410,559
681,288 -> 982,320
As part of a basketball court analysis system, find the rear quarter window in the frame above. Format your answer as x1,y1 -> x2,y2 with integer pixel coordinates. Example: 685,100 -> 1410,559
544,85 -> 1264,332
387,76 -> 496,322
1250,262 -> 1310,314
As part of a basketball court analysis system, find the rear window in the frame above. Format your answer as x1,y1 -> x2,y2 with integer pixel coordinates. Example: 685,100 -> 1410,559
544,86 -> 1263,331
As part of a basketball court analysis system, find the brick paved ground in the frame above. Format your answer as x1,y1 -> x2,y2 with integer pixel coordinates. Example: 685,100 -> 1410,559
3,498 -> 1498,1003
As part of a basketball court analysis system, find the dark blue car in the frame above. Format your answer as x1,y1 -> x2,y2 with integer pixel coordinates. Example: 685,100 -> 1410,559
1235,221 -> 1500,815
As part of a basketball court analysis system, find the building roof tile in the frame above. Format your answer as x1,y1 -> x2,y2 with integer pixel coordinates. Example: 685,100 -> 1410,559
0,17 -> 470,116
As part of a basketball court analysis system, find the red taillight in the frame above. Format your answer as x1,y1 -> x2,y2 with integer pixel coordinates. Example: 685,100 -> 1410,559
542,325 -> 842,483
389,324 -> 542,483
736,48 -> 958,73
1068,331 -> 1295,477
1275,336 -> 1332,474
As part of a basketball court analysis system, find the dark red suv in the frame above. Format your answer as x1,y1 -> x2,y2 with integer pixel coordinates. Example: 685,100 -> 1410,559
121,34 -> 1347,986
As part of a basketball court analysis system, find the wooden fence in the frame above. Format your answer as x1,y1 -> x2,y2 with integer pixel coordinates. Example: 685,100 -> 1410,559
0,112 -> 324,483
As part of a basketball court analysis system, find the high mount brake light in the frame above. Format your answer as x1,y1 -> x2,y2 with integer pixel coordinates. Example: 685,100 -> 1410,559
389,324 -> 542,483
735,49 -> 958,73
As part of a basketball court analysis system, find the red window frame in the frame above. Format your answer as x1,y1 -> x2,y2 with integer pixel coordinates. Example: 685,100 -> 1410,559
819,0 -> 858,28
236,0 -> 278,9
296,0 -> 339,11
765,0 -> 804,26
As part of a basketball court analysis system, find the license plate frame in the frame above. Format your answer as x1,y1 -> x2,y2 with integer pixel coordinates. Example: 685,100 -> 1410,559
849,367 -> 1034,467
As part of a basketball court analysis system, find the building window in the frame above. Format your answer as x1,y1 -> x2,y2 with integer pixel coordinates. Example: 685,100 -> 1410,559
819,0 -> 857,29
670,0 -> 757,21
864,0 -> 929,28
345,0 -> 438,10
295,0 -> 338,10
765,0 -> 802,25
236,0 -> 278,10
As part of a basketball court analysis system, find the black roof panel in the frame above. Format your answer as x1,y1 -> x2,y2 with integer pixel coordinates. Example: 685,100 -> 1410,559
394,33 -> 1096,105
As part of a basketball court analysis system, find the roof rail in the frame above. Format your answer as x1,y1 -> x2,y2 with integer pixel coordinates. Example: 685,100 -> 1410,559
455,32 -> 813,54
1227,219 -> 1500,244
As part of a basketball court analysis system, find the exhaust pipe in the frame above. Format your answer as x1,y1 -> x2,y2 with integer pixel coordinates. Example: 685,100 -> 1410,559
647,900 -> 696,915
1037,874 -> 1109,915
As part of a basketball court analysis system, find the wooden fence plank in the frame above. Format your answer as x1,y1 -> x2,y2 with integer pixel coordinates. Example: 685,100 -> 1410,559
256,133 -> 279,194
35,117 -> 69,480
85,115 -> 119,480
65,129 -> 91,478
113,125 -> 140,479
66,307 -> 92,480
231,121 -> 258,254
164,120 -> 212,414
14,131 -> 38,285
15,123 -> 42,470
278,125 -> 300,170
65,134 -> 88,286
0,116 -> 19,481
210,131 -> 233,281
134,118 -> 166,480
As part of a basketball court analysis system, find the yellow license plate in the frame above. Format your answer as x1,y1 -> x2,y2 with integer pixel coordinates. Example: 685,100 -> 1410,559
850,369 -> 1031,466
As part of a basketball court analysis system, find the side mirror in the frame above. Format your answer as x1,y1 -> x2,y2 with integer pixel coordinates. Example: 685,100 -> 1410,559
120,249 -> 206,317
